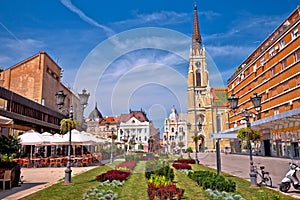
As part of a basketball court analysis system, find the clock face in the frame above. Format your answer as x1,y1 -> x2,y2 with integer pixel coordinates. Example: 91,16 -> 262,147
195,61 -> 201,68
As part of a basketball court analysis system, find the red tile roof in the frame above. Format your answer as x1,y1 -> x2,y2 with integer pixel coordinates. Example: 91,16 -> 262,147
119,110 -> 149,123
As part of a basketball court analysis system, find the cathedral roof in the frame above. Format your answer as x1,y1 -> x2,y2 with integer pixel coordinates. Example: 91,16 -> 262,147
88,104 -> 103,119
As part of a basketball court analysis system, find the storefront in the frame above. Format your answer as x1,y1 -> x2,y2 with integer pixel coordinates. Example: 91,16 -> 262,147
213,108 -> 300,158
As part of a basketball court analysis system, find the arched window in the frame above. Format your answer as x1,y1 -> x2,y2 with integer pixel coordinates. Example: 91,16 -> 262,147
171,127 -> 174,132
196,70 -> 201,86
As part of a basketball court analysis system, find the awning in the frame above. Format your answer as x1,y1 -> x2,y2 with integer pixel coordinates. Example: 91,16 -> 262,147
210,107 -> 300,139
0,115 -> 13,127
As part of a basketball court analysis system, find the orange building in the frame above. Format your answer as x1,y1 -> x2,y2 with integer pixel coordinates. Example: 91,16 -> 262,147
0,51 -> 85,132
225,7 -> 300,157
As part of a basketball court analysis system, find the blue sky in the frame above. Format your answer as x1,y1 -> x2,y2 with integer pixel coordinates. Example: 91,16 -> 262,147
0,1 -> 299,129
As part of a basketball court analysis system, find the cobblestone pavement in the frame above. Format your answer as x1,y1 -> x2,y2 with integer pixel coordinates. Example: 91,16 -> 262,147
187,152 -> 300,199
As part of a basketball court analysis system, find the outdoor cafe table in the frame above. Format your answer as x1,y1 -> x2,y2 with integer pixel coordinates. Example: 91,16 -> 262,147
31,158 -> 41,168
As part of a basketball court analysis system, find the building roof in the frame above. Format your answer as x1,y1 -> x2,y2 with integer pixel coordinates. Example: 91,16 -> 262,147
99,116 -> 120,126
211,88 -> 228,108
119,109 -> 149,123
88,104 -> 103,119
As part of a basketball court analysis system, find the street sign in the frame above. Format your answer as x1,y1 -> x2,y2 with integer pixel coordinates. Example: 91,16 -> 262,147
209,133 -> 237,139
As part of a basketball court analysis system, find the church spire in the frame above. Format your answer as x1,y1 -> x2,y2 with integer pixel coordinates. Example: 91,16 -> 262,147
192,2 -> 202,46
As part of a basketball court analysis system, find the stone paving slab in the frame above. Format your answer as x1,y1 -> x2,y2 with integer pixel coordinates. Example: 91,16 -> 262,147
0,166 -> 97,200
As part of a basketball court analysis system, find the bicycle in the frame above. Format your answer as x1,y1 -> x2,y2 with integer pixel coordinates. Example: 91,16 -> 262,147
254,163 -> 272,187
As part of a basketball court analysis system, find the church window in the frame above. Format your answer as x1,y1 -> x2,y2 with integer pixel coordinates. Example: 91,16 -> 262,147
196,71 -> 201,86
171,127 -> 174,132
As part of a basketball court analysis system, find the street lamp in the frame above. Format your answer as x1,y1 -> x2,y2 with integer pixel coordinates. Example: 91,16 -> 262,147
55,89 -> 89,184
187,122 -> 202,164
228,92 -> 262,187
106,122 -> 117,163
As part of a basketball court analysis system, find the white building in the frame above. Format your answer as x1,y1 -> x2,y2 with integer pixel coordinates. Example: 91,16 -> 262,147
118,109 -> 159,152
163,106 -> 188,153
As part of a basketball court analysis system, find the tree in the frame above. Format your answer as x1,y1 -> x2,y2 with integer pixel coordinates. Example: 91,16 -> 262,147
60,118 -> 79,134
0,135 -> 21,161
237,127 -> 261,150
186,147 -> 193,158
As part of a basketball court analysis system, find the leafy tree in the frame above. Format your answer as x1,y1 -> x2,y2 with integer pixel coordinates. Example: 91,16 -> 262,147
186,147 -> 193,158
237,127 -> 261,150
60,118 -> 79,134
0,135 -> 21,161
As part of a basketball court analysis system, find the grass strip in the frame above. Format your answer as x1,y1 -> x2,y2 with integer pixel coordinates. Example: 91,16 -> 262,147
117,161 -> 148,200
21,165 -> 111,200
173,168 -> 209,200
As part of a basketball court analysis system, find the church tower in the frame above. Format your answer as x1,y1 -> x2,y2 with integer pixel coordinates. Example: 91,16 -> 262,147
187,3 -> 213,151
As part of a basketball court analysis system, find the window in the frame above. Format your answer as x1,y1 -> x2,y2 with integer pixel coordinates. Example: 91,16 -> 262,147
280,39 -> 285,49
262,74 -> 266,83
241,72 -> 244,80
42,98 -> 45,106
274,108 -> 279,115
282,81 -> 289,91
292,28 -> 299,40
236,77 -> 239,84
144,136 -> 147,141
270,67 -> 275,78
269,48 -> 274,57
260,57 -> 265,66
281,59 -> 287,71
231,83 -> 234,89
254,79 -> 258,87
272,87 -> 278,97
296,75 -> 300,85
245,68 -> 250,76
196,70 -> 201,86
179,127 -> 183,132
294,49 -> 300,62
253,64 -> 257,72
171,127 -> 174,132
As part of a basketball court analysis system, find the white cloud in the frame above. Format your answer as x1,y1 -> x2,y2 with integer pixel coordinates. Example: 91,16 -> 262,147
60,0 -> 114,36
199,10 -> 221,20
114,11 -> 189,27
206,45 -> 254,57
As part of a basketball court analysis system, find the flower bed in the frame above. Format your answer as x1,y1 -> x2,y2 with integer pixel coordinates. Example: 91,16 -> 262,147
116,160 -> 137,171
147,175 -> 184,200
174,158 -> 195,164
172,163 -> 192,170
96,170 -> 131,182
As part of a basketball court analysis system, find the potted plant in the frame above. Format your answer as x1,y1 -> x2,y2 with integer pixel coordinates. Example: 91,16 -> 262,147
0,135 -> 22,187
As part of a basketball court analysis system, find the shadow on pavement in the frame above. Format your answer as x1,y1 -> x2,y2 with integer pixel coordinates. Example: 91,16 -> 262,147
0,182 -> 46,199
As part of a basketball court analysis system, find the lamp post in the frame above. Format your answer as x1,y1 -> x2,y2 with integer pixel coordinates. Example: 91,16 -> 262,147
55,89 -> 89,184
228,92 -> 262,187
187,122 -> 202,164
106,122 -> 117,163
78,89 -> 90,130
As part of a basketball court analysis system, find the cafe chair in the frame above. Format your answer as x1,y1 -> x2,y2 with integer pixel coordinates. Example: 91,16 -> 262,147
0,170 -> 12,190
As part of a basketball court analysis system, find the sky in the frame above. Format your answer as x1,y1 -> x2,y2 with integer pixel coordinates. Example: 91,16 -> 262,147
0,1 -> 299,130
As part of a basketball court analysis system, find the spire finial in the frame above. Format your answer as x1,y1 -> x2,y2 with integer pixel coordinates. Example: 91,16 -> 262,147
194,0 -> 197,10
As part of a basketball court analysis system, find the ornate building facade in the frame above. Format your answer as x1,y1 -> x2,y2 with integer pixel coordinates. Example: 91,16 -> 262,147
163,106 -> 188,153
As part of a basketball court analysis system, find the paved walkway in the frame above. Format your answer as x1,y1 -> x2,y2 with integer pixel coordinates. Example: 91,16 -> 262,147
0,166 -> 97,200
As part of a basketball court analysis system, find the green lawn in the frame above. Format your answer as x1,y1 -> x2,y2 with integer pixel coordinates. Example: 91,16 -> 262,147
21,161 -> 295,200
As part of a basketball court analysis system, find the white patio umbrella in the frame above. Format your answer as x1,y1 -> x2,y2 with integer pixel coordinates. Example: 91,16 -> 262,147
61,129 -> 91,145
19,130 -> 49,159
